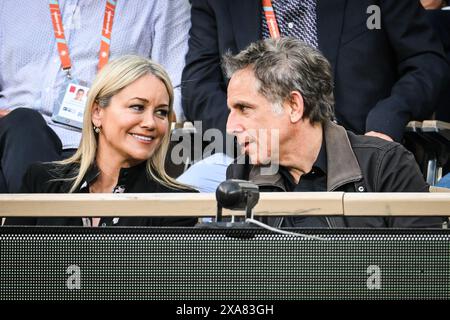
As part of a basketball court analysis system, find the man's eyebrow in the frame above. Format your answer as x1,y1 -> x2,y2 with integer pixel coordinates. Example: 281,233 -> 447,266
232,100 -> 253,108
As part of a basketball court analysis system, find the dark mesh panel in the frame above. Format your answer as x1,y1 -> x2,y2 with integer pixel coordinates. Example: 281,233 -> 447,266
1,227 -> 449,300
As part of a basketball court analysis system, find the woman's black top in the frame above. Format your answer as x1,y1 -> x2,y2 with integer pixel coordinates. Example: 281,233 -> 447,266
5,161 -> 198,227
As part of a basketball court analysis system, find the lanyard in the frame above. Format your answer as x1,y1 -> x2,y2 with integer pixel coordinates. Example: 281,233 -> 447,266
98,0 -> 116,70
49,0 -> 117,74
262,0 -> 281,38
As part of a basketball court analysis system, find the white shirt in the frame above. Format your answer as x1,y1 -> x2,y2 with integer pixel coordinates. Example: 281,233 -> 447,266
0,0 -> 191,148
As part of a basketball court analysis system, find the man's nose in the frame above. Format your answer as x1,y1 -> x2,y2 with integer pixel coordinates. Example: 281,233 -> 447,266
226,110 -> 241,135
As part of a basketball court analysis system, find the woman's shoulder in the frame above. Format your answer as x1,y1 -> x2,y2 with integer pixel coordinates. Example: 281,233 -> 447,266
139,175 -> 199,193
21,162 -> 77,193
25,162 -> 58,180
169,186 -> 199,193
154,182 -> 199,194
26,162 -> 75,179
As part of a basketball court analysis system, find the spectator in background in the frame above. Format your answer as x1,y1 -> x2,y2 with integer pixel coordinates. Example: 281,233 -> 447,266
421,0 -> 450,188
0,0 -> 191,193
421,0 -> 450,122
4,55 -> 197,227
183,0 -> 448,143
179,0 -> 449,192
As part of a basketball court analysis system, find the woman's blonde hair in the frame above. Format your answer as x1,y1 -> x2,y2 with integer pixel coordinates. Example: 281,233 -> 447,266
57,55 -> 190,192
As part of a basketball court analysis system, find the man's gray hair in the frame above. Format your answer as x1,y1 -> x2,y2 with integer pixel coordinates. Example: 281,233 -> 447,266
222,37 -> 334,123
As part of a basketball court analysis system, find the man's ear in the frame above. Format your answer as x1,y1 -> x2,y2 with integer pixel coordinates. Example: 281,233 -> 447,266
91,102 -> 103,127
287,91 -> 304,123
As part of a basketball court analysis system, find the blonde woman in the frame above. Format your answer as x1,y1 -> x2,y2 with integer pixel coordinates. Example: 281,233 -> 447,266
5,56 -> 197,227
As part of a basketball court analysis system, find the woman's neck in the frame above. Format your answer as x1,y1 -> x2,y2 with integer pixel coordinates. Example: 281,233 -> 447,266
90,156 -> 124,193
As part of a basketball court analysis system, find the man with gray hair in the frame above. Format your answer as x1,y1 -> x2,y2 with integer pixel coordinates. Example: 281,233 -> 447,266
178,0 -> 449,193
225,37 -> 444,228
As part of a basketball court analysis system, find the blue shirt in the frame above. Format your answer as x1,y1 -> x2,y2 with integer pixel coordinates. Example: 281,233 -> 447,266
0,0 -> 191,149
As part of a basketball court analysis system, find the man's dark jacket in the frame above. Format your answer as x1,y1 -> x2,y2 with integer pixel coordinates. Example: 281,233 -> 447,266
226,121 -> 444,228
182,0 -> 449,142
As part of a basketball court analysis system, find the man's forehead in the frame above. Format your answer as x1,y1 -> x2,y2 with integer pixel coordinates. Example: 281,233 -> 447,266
227,85 -> 254,108
229,67 -> 256,84
228,69 -> 259,96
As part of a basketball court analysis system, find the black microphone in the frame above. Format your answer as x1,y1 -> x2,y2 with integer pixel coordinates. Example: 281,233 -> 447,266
215,179 -> 260,221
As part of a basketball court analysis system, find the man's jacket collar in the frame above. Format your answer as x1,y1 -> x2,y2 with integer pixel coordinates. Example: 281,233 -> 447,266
247,120 -> 363,191
323,120 -> 362,191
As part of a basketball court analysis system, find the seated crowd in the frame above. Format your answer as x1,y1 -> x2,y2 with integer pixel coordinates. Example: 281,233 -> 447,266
0,0 -> 449,228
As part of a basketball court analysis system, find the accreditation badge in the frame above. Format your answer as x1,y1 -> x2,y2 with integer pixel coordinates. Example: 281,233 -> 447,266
52,79 -> 90,130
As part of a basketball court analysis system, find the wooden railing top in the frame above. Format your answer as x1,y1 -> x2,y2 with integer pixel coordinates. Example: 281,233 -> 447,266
1,192 -> 450,217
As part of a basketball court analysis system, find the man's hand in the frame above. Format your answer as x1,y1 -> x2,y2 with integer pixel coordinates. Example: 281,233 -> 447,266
0,109 -> 10,118
420,0 -> 445,10
365,131 -> 394,142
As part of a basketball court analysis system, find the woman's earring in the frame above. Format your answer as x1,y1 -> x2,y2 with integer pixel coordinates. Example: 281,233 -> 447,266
94,125 -> 101,134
